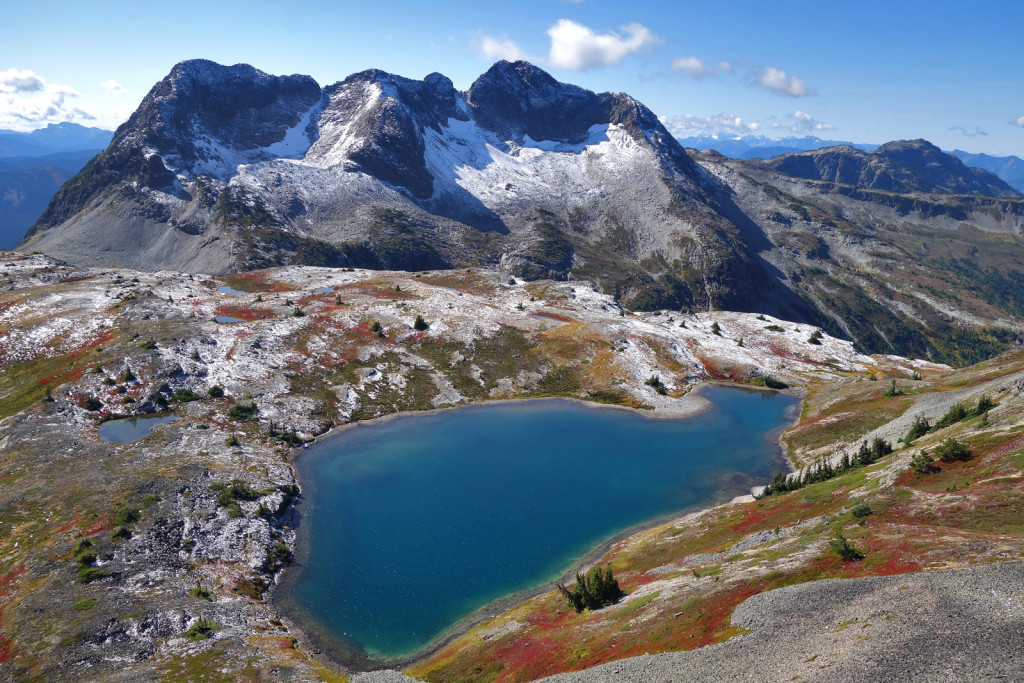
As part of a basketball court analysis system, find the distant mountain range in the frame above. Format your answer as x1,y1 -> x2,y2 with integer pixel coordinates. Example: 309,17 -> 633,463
0,123 -> 112,249
18,60 -> 1024,364
679,134 -> 1024,193
0,123 -> 112,158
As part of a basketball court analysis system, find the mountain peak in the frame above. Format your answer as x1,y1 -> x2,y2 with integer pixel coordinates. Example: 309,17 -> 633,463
763,140 -> 1021,198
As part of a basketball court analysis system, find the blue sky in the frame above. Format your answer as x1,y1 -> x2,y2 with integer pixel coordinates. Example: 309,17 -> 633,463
2,0 -> 1023,155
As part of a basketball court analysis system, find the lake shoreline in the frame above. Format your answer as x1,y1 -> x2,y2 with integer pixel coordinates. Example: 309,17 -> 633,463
270,382 -> 802,674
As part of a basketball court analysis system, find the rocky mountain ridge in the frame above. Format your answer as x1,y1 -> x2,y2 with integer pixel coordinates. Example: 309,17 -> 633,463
758,139 -> 1021,198
18,60 -> 1024,364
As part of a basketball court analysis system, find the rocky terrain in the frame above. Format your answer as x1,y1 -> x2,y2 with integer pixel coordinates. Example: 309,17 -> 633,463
1,248 -> 1022,681
18,60 -> 1024,366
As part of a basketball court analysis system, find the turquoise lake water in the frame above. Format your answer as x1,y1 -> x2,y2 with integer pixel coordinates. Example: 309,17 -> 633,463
281,386 -> 797,660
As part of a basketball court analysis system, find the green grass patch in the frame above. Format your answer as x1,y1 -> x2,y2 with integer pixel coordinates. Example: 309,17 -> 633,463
72,598 -> 97,611
610,591 -> 660,620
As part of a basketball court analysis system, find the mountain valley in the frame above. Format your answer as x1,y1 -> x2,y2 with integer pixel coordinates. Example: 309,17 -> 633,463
3,58 -> 1024,682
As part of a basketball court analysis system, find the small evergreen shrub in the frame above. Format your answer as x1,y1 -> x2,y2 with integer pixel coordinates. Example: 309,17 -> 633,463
850,502 -> 873,518
902,415 -> 930,444
910,450 -> 935,474
883,379 -> 904,397
645,375 -> 668,395
184,618 -> 218,641
932,403 -> 967,431
228,402 -> 257,420
935,437 -> 971,463
174,388 -> 200,402
557,565 -> 624,613
113,508 -> 140,526
808,330 -> 823,345
413,314 -> 428,331
207,385 -> 224,398
829,529 -> 864,561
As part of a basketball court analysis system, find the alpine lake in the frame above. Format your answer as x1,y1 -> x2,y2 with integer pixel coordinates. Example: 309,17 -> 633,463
276,385 -> 799,665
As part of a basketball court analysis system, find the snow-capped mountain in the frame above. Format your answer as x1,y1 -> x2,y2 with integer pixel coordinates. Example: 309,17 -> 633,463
25,59 -> 779,314
20,60 -> 1024,359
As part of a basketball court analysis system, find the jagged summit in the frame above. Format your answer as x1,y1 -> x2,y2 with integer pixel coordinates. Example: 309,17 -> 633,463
21,59 -> 1024,355
26,58 -> 729,290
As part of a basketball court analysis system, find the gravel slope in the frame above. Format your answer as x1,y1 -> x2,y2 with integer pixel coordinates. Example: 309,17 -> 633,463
539,560 -> 1024,682
356,560 -> 1024,682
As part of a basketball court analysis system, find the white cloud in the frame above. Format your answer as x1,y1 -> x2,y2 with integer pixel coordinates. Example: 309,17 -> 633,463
671,55 -> 715,79
715,61 -> 735,74
778,110 -> 834,133
663,112 -> 761,138
0,68 -> 45,93
0,80 -> 97,130
756,66 -> 811,97
547,19 -> 661,71
473,34 -> 532,62
100,80 -> 127,94
1011,116 -> 1024,128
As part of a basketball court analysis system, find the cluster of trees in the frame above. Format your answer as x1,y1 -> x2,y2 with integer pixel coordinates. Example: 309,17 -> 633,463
557,565 -> 624,613
758,438 -> 893,498
645,375 -> 668,395
911,437 -> 973,473
932,396 -> 994,432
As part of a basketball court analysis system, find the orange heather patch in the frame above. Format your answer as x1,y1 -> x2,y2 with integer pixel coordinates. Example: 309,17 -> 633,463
83,329 -> 114,350
697,356 -> 746,381
730,508 -> 771,534
0,564 -> 26,592
84,514 -> 113,536
213,303 -> 273,322
532,310 -> 575,323
422,272 -> 497,297
340,281 -> 417,300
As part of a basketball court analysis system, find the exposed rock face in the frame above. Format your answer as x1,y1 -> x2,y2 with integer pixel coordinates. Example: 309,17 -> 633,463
20,60 -> 1024,362
24,59 -> 755,312
761,138 -> 1022,198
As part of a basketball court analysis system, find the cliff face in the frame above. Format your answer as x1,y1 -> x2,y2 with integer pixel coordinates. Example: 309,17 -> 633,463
21,60 -> 1024,362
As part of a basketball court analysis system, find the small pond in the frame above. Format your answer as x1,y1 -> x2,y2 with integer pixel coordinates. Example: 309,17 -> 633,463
218,285 -> 245,295
213,315 -> 245,324
98,412 -> 180,444
278,385 -> 797,661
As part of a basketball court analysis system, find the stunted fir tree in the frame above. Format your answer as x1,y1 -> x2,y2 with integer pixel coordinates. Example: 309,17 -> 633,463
557,565 -> 624,613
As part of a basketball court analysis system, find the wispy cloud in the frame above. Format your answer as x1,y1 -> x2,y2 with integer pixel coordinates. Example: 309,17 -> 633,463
662,112 -> 761,138
756,66 -> 811,97
0,68 -> 45,93
669,54 -> 813,98
1011,116 -> 1024,128
949,125 -> 987,137
100,79 -> 127,94
473,33 -> 533,62
670,55 -> 714,79
547,19 -> 661,71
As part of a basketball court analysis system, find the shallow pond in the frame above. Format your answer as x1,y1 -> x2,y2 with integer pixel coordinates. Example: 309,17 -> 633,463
98,412 -> 179,444
279,386 -> 797,660
213,315 -> 244,324
218,285 -> 245,295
